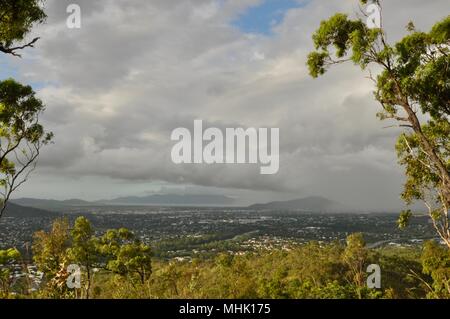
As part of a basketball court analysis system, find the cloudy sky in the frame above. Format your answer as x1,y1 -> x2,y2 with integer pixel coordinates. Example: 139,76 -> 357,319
1,0 -> 448,210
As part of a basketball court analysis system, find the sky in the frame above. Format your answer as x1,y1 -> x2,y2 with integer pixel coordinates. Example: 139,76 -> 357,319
3,0 -> 449,210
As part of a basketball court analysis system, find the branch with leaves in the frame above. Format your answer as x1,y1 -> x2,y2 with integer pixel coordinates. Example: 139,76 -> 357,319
0,0 -> 46,57
307,0 -> 450,247
0,79 -> 53,218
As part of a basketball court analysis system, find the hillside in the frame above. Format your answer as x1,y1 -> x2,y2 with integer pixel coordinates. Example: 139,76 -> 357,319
11,198 -> 91,211
2,203 -> 60,218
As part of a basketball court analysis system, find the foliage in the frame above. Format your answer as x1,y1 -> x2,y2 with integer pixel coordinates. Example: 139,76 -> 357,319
98,228 -> 152,284
32,218 -> 72,298
31,217 -> 153,299
421,240 -> 450,298
0,80 -> 53,218
4,218 -> 441,299
0,248 -> 21,297
33,218 -> 70,277
66,216 -> 98,299
342,233 -> 368,296
0,248 -> 20,264
96,234 -> 427,299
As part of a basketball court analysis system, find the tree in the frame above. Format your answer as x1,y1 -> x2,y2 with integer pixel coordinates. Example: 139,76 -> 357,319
342,233 -> 368,298
32,218 -> 73,298
0,80 -> 53,217
0,0 -> 52,218
108,242 -> 152,284
98,228 -> 152,284
307,1 -> 450,247
67,217 -> 98,299
33,218 -> 71,277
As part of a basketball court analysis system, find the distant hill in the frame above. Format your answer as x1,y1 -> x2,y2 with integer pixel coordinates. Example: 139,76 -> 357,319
248,196 -> 353,212
12,194 -> 235,210
96,194 -> 235,206
11,198 -> 91,211
2,202 -> 60,218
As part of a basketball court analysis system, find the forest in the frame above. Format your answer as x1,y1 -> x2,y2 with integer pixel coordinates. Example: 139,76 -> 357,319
0,216 -> 449,299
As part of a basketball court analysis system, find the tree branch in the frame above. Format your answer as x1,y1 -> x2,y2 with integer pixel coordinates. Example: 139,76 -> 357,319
0,37 -> 40,57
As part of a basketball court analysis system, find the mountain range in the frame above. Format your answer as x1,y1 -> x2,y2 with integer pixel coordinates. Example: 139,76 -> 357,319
11,195 -> 354,213
11,194 -> 235,211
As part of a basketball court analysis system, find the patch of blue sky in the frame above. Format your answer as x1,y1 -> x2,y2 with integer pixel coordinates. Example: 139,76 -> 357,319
231,0 -> 306,35
0,55 -> 50,90
0,55 -> 18,80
